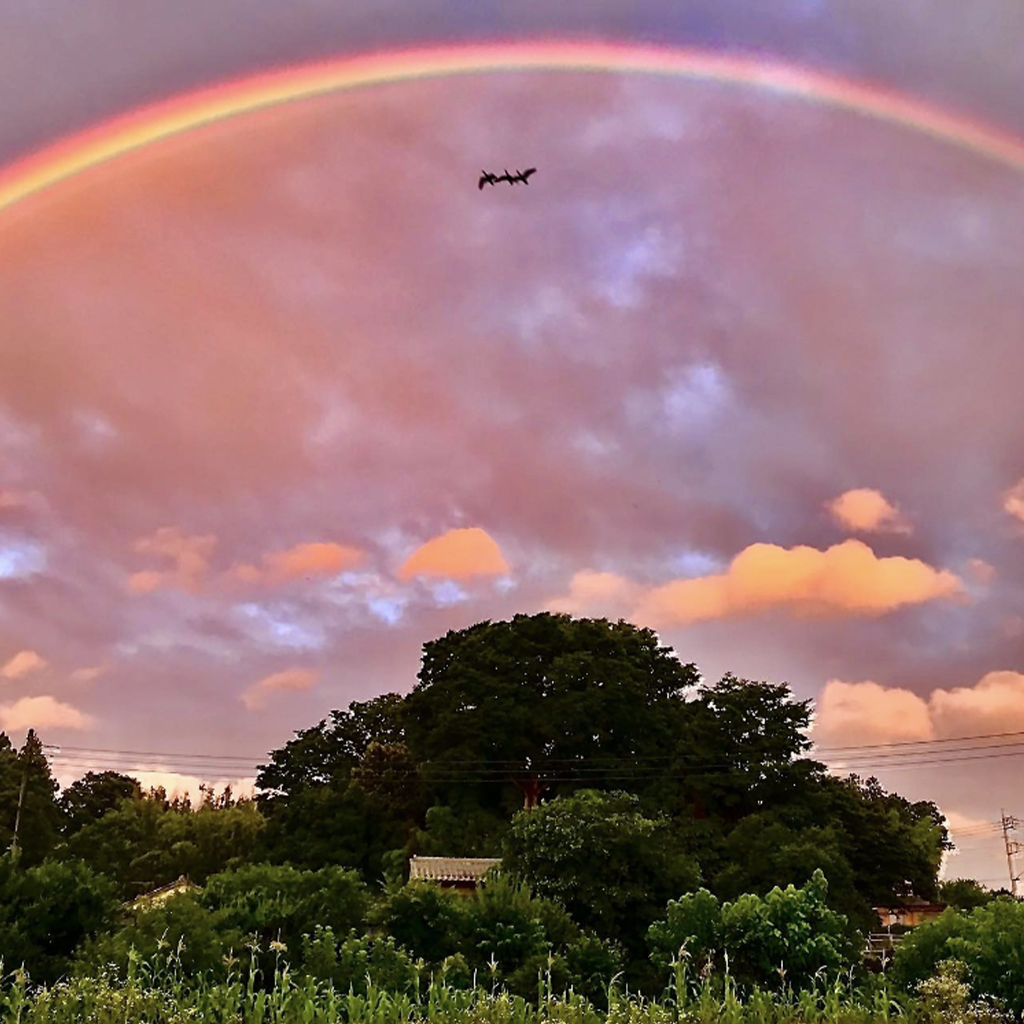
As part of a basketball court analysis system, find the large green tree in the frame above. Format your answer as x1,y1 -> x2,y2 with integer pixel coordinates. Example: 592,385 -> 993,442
403,613 -> 699,809
672,675 -> 824,822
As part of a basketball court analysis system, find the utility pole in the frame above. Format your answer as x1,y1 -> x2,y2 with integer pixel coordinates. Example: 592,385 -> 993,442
9,767 -> 27,860
1001,809 -> 1022,897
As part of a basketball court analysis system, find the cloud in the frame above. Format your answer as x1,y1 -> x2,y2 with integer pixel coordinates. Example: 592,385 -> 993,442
815,670 -> 1024,746
241,667 -> 318,711
967,558 -> 996,584
815,678 -> 934,745
930,671 -> 1024,735
128,527 -> 217,594
633,539 -> 961,627
53,765 -> 256,803
0,694 -> 93,731
546,570 -> 641,617
398,527 -> 509,581
827,488 -> 911,534
0,489 -> 47,513
69,665 -> 105,683
1,649 -> 47,679
1004,477 -> 1024,525
232,541 -> 364,585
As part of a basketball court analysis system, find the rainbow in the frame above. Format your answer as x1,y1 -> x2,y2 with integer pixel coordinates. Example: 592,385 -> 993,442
2,39 -> 1024,214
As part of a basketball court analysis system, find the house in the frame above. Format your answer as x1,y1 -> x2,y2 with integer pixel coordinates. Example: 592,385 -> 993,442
408,856 -> 501,894
873,896 -> 948,929
125,875 -> 197,912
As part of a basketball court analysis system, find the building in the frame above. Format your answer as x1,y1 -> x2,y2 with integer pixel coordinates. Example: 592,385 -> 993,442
125,875 -> 197,912
408,856 -> 501,894
873,896 -> 948,929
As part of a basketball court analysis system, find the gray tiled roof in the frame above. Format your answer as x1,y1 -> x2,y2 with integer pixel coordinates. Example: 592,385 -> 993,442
408,856 -> 501,882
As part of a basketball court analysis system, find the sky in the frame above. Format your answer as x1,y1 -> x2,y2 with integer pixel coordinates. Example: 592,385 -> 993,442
1,0 -> 1024,889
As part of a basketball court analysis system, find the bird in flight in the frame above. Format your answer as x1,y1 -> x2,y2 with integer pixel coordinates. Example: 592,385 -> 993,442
479,167 -> 537,189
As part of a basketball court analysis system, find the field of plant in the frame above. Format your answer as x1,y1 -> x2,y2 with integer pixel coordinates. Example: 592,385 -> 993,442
0,953 -> 1008,1024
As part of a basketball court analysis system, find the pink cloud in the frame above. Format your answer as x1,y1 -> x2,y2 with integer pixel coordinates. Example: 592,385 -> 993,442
0,694 -> 93,731
1004,477 -> 1024,525
967,558 -> 996,584
398,527 -> 509,581
815,671 -> 1024,747
128,527 -> 217,594
241,667 -> 319,711
826,488 -> 911,534
546,570 -> 640,617
69,665 -> 105,683
1,649 -> 47,680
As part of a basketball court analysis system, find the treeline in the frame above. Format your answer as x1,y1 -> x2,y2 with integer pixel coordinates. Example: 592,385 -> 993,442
0,613 -> 990,1000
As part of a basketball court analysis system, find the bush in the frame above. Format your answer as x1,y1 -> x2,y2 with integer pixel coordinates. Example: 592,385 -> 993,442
647,869 -> 856,992
893,898 -> 1024,1014
298,926 -> 418,994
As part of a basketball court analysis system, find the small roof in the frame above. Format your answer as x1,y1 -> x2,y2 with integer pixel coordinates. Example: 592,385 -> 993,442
409,856 -> 501,883
125,875 -> 196,909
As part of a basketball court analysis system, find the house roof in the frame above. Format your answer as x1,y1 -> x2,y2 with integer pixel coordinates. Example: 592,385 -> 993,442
408,856 -> 501,883
125,875 -> 196,909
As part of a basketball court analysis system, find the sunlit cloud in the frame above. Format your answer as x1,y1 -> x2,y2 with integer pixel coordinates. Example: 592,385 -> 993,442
231,541 -> 365,585
1,649 -> 47,680
547,570 -> 641,617
633,539 -> 960,626
398,527 -> 509,581
815,678 -> 934,745
815,670 -> 1024,746
0,694 -> 93,731
128,527 -> 217,594
1004,477 -> 1024,525
241,666 -> 319,711
827,488 -> 911,534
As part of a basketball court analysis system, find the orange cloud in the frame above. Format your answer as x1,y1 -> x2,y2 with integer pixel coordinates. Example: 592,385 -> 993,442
0,695 -> 93,731
814,670 -> 1024,747
634,539 -> 961,627
814,678 -> 934,745
398,527 -> 509,581
929,670 -> 1024,735
1,649 -> 47,680
241,667 -> 318,711
546,571 -> 640,617
827,488 -> 911,534
1004,477 -> 1024,525
128,526 -> 217,594
232,541 -> 364,585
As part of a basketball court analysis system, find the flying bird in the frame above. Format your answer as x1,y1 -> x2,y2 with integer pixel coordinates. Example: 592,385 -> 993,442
478,167 -> 537,189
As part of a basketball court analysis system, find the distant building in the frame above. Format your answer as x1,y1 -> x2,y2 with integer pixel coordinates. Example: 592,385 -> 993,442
873,896 -> 948,929
125,875 -> 197,912
408,856 -> 501,894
